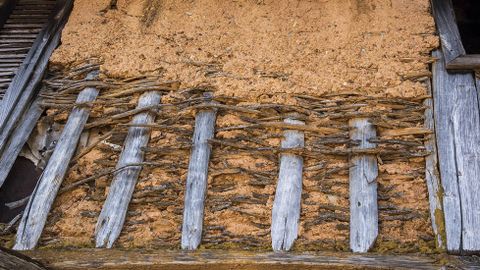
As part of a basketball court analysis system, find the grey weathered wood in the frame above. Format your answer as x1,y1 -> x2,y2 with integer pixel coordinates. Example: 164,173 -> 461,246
349,118 -> 378,253
0,247 -> 46,270
0,0 -> 73,156
13,74 -> 99,251
181,108 -> 217,250
0,98 -> 43,188
433,50 -> 480,253
423,80 -> 446,250
271,118 -> 304,251
431,0 -> 465,64
432,50 -> 462,252
95,91 -> 161,248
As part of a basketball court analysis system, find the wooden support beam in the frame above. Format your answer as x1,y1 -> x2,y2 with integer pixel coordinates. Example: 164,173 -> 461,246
432,50 -> 480,253
95,91 -> 161,248
349,118 -> 378,253
13,73 -> 99,251
423,80 -> 446,250
271,118 -> 304,251
21,249 -> 475,270
181,103 -> 217,250
0,98 -> 43,188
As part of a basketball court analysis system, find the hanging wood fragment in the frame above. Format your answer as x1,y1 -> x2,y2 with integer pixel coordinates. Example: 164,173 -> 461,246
13,72 -> 99,250
0,98 -> 43,188
349,118 -> 378,253
95,91 -> 161,248
271,118 -> 304,251
423,79 -> 445,250
181,95 -> 217,250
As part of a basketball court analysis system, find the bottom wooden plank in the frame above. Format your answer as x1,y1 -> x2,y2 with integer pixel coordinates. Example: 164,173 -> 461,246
20,249 -> 478,270
0,246 -> 46,270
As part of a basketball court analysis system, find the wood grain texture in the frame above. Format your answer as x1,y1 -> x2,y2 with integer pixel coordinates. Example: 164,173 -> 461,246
13,76 -> 99,251
0,98 -> 43,188
431,0 -> 465,64
271,118 -> 304,251
0,0 -> 73,155
349,118 -> 378,253
423,80 -> 446,250
23,249 -> 468,270
433,50 -> 480,253
181,109 -> 217,250
95,91 -> 161,248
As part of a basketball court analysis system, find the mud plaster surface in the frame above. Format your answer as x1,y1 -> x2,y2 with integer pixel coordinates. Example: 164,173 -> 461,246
32,0 -> 438,252
52,0 -> 438,104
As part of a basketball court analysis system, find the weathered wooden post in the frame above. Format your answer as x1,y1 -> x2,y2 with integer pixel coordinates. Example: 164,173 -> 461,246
181,94 -> 217,250
271,118 -> 304,251
0,98 -> 43,188
95,91 -> 161,248
423,78 -> 445,250
432,50 -> 480,253
13,72 -> 99,250
349,118 -> 378,253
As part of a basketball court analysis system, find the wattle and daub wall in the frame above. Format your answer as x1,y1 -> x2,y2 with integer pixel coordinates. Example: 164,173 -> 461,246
2,0 -> 440,252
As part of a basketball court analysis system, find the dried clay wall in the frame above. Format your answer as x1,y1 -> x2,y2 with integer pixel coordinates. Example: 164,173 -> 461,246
2,0 -> 440,253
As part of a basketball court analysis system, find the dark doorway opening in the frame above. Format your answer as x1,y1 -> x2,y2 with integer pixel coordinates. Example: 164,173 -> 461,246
0,157 -> 42,223
452,0 -> 480,54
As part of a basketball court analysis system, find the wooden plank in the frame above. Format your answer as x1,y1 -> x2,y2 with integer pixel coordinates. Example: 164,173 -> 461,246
95,91 -> 161,248
349,118 -> 378,253
0,246 -> 46,270
0,98 -> 43,189
431,0 -> 465,64
0,31 -> 59,157
181,106 -> 217,250
13,74 -> 99,250
432,50 -> 462,252
271,118 -> 304,251
423,80 -> 446,250
22,249 -> 460,270
0,0 -> 73,156
432,50 -> 480,253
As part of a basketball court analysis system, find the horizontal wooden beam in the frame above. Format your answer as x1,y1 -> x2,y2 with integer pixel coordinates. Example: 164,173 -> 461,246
20,249 -> 478,270
445,55 -> 480,70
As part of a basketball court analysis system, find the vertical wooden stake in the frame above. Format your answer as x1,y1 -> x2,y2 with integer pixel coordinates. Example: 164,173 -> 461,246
181,106 -> 217,250
13,72 -> 99,250
271,118 -> 304,251
349,118 -> 378,253
95,91 -> 161,248
423,79 -> 446,250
